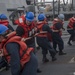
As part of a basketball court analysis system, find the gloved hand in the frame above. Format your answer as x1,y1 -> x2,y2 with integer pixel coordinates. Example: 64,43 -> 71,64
62,27 -> 65,31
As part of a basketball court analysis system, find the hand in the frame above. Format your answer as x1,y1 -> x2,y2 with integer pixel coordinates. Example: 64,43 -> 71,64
21,37 -> 32,41
21,38 -> 25,41
62,28 -> 65,31
0,50 -> 3,57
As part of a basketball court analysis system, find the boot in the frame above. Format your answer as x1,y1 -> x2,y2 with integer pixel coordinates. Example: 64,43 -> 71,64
59,51 -> 66,55
55,50 -> 59,53
67,41 -> 72,46
5,64 -> 10,71
52,57 -> 57,61
42,58 -> 49,63
37,68 -> 42,73
42,54 -> 49,63
36,46 -> 40,50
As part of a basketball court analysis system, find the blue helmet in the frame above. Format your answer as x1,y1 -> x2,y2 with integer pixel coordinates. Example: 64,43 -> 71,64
26,12 -> 34,21
0,24 -> 8,34
58,14 -> 65,21
0,14 -> 8,19
38,14 -> 46,21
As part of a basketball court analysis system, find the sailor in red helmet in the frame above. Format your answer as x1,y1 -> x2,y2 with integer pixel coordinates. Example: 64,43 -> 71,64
15,12 -> 41,73
0,14 -> 14,32
52,14 -> 66,55
36,13 -> 57,63
67,14 -> 75,45
0,24 -> 38,75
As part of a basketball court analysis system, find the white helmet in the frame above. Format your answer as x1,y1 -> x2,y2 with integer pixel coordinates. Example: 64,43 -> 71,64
58,14 -> 65,21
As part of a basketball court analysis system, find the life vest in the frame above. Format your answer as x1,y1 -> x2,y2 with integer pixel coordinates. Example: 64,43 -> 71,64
15,15 -> 36,38
15,15 -> 25,26
52,18 -> 63,36
67,17 -> 75,28
0,19 -> 9,26
1,32 -> 34,67
37,21 -> 47,37
53,18 -> 63,30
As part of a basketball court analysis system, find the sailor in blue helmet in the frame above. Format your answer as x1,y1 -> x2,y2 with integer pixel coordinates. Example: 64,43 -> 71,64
0,14 -> 14,32
0,24 -> 38,75
0,24 -> 10,71
36,13 -> 57,63
0,14 -> 14,71
15,12 -> 42,73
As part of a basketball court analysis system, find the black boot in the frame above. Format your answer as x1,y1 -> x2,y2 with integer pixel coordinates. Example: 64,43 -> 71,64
59,51 -> 66,55
42,58 -> 49,63
5,64 -> 10,71
37,68 -> 42,73
52,57 -> 57,61
55,50 -> 59,53
67,41 -> 72,46
42,55 -> 49,63
36,46 -> 40,50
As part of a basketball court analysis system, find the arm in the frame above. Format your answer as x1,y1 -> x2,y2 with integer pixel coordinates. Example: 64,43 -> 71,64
16,26 -> 25,37
6,43 -> 21,75
53,22 -> 62,32
42,24 -> 53,34
16,26 -> 32,41
8,24 -> 14,32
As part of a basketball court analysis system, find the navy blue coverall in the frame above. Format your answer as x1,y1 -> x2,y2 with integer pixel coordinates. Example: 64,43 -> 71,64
6,42 -> 38,75
52,22 -> 64,53
67,22 -> 75,43
16,26 -> 41,73
36,24 -> 56,61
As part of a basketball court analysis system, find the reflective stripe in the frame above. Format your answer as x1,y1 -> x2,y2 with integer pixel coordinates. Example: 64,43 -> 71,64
20,47 -> 28,59
19,18 -> 23,23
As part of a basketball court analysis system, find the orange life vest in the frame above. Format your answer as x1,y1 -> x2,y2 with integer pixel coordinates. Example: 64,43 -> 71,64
52,18 -> 63,36
37,21 -> 47,37
15,15 -> 25,26
15,15 -> 36,38
53,18 -> 63,30
1,32 -> 34,67
67,17 -> 75,28
0,19 -> 9,26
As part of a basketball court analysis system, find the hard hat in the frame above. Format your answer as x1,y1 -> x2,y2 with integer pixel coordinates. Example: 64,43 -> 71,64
0,24 -> 8,34
26,12 -> 34,21
38,14 -> 46,21
0,14 -> 8,19
58,14 -> 65,21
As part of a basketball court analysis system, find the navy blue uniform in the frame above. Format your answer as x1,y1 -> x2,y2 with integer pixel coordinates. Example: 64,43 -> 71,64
52,22 -> 65,55
37,24 -> 56,62
67,22 -> 75,43
6,43 -> 38,75
16,26 -> 41,73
